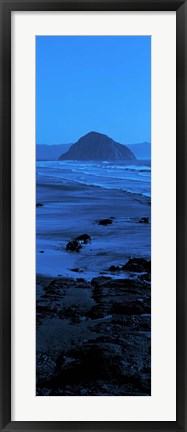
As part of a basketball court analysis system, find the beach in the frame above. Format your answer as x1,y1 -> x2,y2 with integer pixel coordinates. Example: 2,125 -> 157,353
36,160 -> 151,396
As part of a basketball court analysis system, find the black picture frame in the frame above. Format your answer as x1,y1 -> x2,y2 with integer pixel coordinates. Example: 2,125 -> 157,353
0,0 -> 186,430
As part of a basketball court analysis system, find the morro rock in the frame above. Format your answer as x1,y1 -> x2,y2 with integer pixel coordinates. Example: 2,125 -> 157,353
59,131 -> 135,161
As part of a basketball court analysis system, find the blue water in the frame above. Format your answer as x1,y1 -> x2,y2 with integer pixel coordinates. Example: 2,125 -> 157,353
36,160 -> 151,198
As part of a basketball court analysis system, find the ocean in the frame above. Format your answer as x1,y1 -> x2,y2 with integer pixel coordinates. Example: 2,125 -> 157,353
36,159 -> 151,198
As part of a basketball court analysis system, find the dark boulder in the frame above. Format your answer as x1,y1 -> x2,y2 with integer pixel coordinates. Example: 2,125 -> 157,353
123,258 -> 151,273
48,339 -> 125,388
98,218 -> 113,226
138,217 -> 149,224
71,268 -> 83,273
111,300 -> 150,315
139,273 -> 151,283
109,265 -> 121,272
66,240 -> 82,252
75,234 -> 91,244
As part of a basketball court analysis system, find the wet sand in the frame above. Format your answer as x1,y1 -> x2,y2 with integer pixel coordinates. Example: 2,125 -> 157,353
36,179 -> 151,279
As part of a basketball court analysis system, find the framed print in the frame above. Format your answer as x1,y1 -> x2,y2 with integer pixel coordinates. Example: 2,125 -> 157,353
0,0 -> 186,431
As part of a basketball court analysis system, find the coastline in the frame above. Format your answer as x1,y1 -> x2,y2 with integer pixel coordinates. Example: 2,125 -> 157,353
36,161 -> 151,396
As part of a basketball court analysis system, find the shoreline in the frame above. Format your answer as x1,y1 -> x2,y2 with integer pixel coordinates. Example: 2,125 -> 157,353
36,162 -> 151,396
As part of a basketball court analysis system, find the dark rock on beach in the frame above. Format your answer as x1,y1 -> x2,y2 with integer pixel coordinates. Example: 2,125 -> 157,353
139,272 -> 151,283
66,234 -> 91,252
123,257 -> 151,273
66,240 -> 82,252
36,202 -> 43,207
98,218 -> 113,226
109,258 -> 151,275
109,265 -> 121,272
71,268 -> 83,273
138,217 -> 149,224
75,234 -> 91,243
36,267 -> 151,396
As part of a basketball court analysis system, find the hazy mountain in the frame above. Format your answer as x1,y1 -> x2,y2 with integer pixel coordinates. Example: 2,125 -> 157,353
127,142 -> 151,160
36,144 -> 72,160
59,132 -> 135,161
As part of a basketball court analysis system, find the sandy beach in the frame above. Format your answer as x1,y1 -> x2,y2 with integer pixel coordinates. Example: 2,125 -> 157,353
36,162 -> 151,396
36,170 -> 151,279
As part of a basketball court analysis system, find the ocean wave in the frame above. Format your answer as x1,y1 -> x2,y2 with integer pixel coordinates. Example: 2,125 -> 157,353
71,178 -> 151,198
107,165 -> 151,172
36,160 -> 151,198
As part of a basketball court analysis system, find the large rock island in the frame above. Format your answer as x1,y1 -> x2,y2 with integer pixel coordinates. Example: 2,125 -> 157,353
59,131 -> 135,161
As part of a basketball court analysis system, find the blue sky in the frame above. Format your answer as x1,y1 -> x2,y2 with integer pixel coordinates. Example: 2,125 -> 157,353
36,36 -> 151,145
